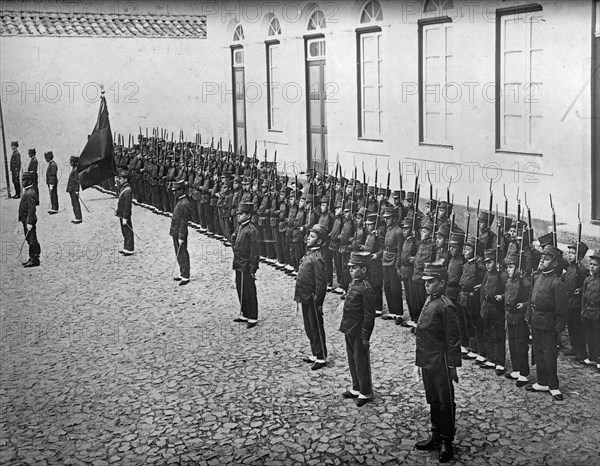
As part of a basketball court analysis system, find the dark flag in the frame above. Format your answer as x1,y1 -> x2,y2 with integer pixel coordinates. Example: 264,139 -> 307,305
78,93 -> 116,189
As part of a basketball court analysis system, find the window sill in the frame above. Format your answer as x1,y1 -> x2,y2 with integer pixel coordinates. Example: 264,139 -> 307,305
495,149 -> 543,157
358,137 -> 383,143
268,129 -> 283,133
419,142 -> 453,149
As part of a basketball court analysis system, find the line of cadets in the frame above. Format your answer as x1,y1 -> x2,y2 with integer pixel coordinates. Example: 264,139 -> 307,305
109,136 -> 600,403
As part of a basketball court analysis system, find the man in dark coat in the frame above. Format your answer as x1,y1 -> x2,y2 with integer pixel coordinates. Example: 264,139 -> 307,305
66,156 -> 82,223
170,180 -> 192,285
44,151 -> 59,213
232,202 -> 260,328
414,261 -> 462,463
116,169 -> 134,255
18,172 -> 41,267
295,224 -> 328,370
27,149 -> 39,205
10,141 -> 21,198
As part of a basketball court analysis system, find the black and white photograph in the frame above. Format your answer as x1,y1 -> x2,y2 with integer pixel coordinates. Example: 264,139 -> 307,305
1,0 -> 599,464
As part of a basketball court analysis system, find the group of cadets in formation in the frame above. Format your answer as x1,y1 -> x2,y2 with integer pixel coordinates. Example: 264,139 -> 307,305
9,135 -> 600,462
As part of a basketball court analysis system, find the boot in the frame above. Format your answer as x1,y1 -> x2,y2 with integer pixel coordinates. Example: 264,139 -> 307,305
415,435 -> 441,451
23,258 -> 40,267
439,440 -> 454,463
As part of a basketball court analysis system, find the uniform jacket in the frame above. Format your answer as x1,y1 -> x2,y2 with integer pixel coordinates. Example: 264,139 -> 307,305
294,248 -> 327,306
459,258 -> 484,292
116,182 -> 132,220
276,200 -> 288,231
292,207 -> 307,243
18,187 -> 37,225
46,159 -> 58,186
562,263 -> 590,309
480,269 -> 507,319
412,237 -> 434,282
435,246 -> 450,265
286,205 -> 298,238
415,293 -> 462,369
338,218 -> 354,254
581,273 -> 600,321
232,220 -> 260,274
10,149 -> 21,172
28,156 -> 38,180
157,164 -> 166,187
504,275 -> 531,325
192,173 -> 204,201
378,224 -> 403,268
66,167 -> 79,193
525,270 -> 569,331
399,235 -> 417,279
351,224 -> 367,251
230,188 -> 243,216
328,214 -> 343,252
339,279 -> 376,342
446,255 -> 465,301
170,195 -> 192,240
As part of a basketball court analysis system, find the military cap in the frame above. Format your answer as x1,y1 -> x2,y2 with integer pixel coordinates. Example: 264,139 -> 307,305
401,217 -> 413,229
567,241 -> 589,258
541,244 -> 562,261
356,206 -> 367,218
478,211 -> 495,224
338,177 -> 348,184
392,190 -> 402,199
237,202 -> 254,214
171,180 -> 186,191
69,156 -> 79,164
504,251 -> 520,265
438,200 -> 449,208
343,202 -> 355,213
405,191 -> 416,201
303,194 -> 317,204
366,213 -> 378,225
382,206 -> 397,218
348,251 -> 371,268
21,171 -> 34,184
510,219 -> 527,230
28,148 -> 36,155
537,232 -> 554,248
233,175 -> 242,183
426,199 -> 438,210
320,195 -> 330,204
242,177 -> 251,184
448,231 -> 465,245
11,141 -> 18,147
310,223 -> 329,238
464,236 -> 480,250
451,224 -> 465,236
118,168 -> 130,178
436,223 -> 450,238
420,219 -> 434,232
589,252 -> 600,262
368,186 -> 375,194
483,249 -> 496,262
226,180 -> 234,189
422,260 -> 448,281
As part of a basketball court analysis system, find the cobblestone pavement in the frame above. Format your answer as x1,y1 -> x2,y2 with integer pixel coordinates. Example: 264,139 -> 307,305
1,187 -> 599,466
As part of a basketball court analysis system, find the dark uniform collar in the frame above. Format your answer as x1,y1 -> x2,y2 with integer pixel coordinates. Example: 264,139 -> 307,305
241,220 -> 250,227
429,292 -> 442,300
542,269 -> 554,276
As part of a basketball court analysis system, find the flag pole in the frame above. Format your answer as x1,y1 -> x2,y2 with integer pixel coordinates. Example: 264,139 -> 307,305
0,97 -> 12,198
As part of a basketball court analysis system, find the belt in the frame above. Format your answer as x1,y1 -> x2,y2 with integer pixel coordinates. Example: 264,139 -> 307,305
483,295 -> 496,303
384,247 -> 397,252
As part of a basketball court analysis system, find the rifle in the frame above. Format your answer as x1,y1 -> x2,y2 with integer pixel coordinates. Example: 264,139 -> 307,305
465,195 -> 470,242
496,203 -> 501,267
386,159 -> 391,199
399,160 -> 403,192
488,178 -> 493,229
411,186 -> 420,235
374,158 -> 378,200
524,192 -> 533,245
576,203 -> 582,263
550,194 -> 557,247
431,199 -> 439,258
448,212 -> 455,252
331,154 -> 339,212
475,199 -> 481,256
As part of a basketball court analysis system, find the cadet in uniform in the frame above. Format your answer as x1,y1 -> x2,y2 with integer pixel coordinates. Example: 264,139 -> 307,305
414,261 -> 461,463
66,156 -> 82,224
27,149 -> 39,204
562,241 -> 590,361
232,202 -> 260,328
339,251 -> 376,406
294,224 -> 329,370
380,206 -> 403,320
580,252 -> 600,372
116,169 -> 134,256
18,172 -> 41,267
170,180 -> 192,285
44,151 -> 59,214
10,141 -> 21,199
525,245 -> 569,401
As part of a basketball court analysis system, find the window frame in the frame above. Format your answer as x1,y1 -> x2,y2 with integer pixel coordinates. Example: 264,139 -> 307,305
356,25 -> 383,141
495,3 -> 544,155
418,16 -> 454,148
266,39 -> 281,131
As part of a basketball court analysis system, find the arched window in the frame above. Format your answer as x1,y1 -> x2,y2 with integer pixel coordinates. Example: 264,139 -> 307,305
307,10 -> 326,30
232,24 -> 244,42
424,0 -> 454,14
357,1 -> 383,139
360,0 -> 383,23
268,17 -> 281,36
